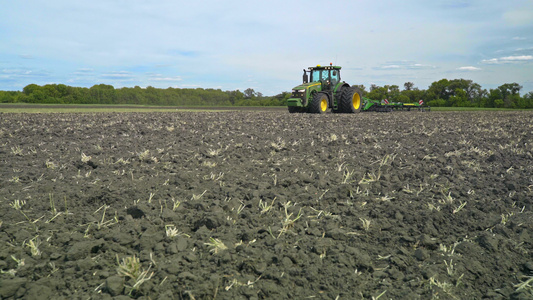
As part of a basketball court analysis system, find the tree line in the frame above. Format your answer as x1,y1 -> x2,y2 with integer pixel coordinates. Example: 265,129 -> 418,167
361,79 -> 533,108
1,79 -> 532,108
0,84 -> 288,107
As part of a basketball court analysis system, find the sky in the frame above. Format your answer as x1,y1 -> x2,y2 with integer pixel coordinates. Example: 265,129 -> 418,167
1,0 -> 533,96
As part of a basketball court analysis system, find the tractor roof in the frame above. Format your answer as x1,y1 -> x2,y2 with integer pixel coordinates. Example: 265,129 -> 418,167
308,65 -> 341,71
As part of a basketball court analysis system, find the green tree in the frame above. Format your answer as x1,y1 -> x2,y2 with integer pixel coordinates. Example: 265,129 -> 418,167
366,86 -> 387,101
366,85 -> 400,101
401,88 -> 425,103
227,90 -> 244,104
448,89 -> 468,107
427,99 -> 446,107
487,89 -> 502,108
244,88 -> 255,99
353,85 -> 367,94
522,91 -> 533,108
143,86 -> 160,105
498,83 -> 522,108
397,94 -> 410,103
23,84 -> 41,95
388,85 -> 400,101
427,79 -> 450,101
0,91 -> 21,103
403,82 -> 415,91
89,84 -> 116,104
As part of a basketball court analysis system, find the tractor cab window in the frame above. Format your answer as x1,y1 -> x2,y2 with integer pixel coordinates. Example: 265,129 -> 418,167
311,69 -> 322,83
311,69 -> 330,82
311,69 -> 338,85
331,70 -> 339,85
322,71 -> 329,81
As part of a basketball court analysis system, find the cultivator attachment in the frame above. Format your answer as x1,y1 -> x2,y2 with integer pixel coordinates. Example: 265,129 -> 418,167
362,97 -> 430,112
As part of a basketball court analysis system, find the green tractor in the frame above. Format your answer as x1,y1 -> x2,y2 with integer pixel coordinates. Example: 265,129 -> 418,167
287,64 -> 363,113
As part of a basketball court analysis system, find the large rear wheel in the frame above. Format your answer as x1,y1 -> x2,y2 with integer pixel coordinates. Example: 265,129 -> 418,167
339,87 -> 362,113
309,93 -> 328,114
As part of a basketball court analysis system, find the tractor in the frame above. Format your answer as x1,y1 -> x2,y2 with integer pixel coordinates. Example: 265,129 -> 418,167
286,64 -> 430,113
286,64 -> 362,113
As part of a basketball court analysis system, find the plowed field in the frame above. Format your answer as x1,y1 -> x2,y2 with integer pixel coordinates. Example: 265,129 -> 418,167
1,111 -> 532,299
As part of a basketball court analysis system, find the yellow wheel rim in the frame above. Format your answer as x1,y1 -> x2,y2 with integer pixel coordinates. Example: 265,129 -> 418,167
320,98 -> 328,111
352,92 -> 361,110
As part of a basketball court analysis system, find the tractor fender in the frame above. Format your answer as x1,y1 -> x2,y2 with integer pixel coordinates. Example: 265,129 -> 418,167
305,84 -> 322,107
310,91 -> 331,105
318,91 -> 331,99
334,82 -> 351,94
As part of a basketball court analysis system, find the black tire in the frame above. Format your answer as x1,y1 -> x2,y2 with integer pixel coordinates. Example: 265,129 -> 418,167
339,87 -> 363,113
288,106 -> 299,113
288,106 -> 306,113
309,93 -> 328,114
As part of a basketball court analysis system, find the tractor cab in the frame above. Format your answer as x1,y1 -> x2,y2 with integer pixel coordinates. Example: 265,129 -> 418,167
303,64 -> 341,91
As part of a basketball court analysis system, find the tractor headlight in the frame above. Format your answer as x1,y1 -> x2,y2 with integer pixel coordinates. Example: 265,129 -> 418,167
298,89 -> 305,92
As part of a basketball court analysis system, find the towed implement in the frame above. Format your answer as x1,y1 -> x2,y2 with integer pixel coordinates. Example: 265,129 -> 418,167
287,64 -> 430,113
362,98 -> 430,112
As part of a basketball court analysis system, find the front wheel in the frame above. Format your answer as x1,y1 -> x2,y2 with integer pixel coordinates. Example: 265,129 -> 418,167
309,93 -> 328,114
288,106 -> 306,113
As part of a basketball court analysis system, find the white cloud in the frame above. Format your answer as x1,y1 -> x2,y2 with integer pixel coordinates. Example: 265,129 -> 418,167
457,66 -> 482,71
381,65 -> 401,69
375,61 -> 436,70
1,68 -> 50,78
502,55 -> 533,61
482,55 -> 533,64
72,68 -> 94,76
151,76 -> 182,82
145,73 -> 183,83
101,71 -> 134,79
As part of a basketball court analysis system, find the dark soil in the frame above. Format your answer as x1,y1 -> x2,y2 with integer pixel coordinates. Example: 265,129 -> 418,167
0,104 -> 286,111
1,111 -> 532,300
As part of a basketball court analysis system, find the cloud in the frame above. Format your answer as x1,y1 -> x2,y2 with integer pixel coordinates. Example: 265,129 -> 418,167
72,68 -> 94,75
1,68 -> 50,78
503,55 -> 533,61
374,61 -> 436,70
101,71 -> 134,79
481,55 -> 533,64
145,72 -> 182,82
0,68 -> 52,89
148,73 -> 182,82
457,66 -> 482,71
380,65 -> 401,70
